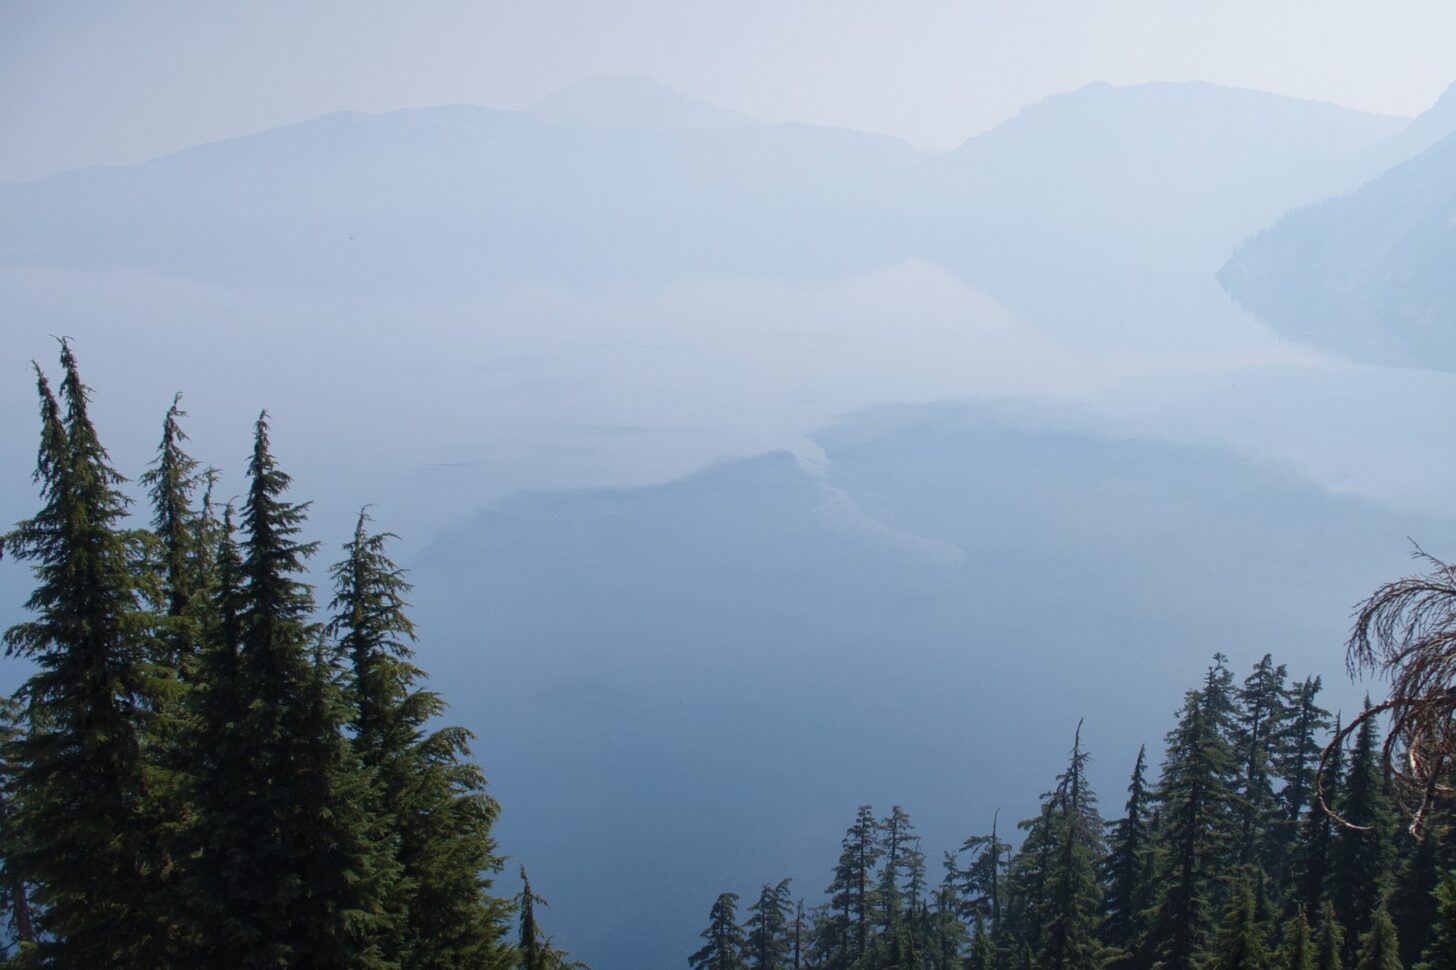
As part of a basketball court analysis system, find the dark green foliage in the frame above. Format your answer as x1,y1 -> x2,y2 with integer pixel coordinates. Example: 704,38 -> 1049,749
1233,654 -> 1289,872
692,893 -> 749,970
1389,820 -> 1444,966
1275,678 -> 1331,868
1,346 -> 179,966
875,805 -> 922,948
0,370 -> 561,969
519,866 -> 548,970
745,879 -> 793,970
1353,905 -> 1401,970
138,394 -> 208,679
185,414 -> 398,967
0,699 -> 35,958
926,879 -> 967,970
516,868 -> 588,970
1294,717 -> 1344,918
965,917 -> 994,970
1206,874 -> 1268,970
953,812 -> 1008,932
825,805 -> 881,966
1278,909 -> 1316,970
330,513 -> 513,969
1316,901 -> 1346,970
1329,704 -> 1395,965
1146,656 -> 1241,970
1040,722 -> 1109,970
1415,871 -> 1456,970
1103,745 -> 1152,966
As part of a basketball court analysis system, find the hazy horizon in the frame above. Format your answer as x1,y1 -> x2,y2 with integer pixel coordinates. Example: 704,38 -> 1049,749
4,1 -> 1455,182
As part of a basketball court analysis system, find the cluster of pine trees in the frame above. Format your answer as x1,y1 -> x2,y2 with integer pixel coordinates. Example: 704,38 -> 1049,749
690,655 -> 1456,970
0,346 -> 581,968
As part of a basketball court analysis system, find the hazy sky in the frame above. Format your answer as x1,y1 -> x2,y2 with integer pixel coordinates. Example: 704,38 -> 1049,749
3,0 -> 1454,182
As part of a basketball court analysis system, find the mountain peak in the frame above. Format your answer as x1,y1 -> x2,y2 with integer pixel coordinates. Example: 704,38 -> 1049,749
524,75 -> 760,131
1382,79 -> 1456,160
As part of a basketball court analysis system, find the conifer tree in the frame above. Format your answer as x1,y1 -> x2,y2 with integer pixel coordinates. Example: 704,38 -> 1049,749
745,879 -> 793,970
1293,716 -> 1343,917
139,394 -> 207,678
954,813 -> 1008,931
1233,654 -> 1288,871
1274,678 -> 1330,857
691,893 -> 750,970
1329,704 -> 1395,965
0,698 -> 35,958
1103,745 -> 1152,966
1415,871 -> 1456,970
1040,723 -> 1109,970
1146,657 -> 1241,970
1003,800 -> 1059,956
515,868 -> 587,970
1278,908 -> 1316,970
927,876 -> 967,970
1206,874 -> 1268,970
329,512 -> 513,969
876,806 -> 921,933
1389,821 -> 1443,967
1352,905 -> 1401,970
826,805 -> 881,965
965,916 -> 995,970
1,346 -> 179,966
185,414 -> 396,968
790,900 -> 807,970
1315,901 -> 1346,970
519,866 -> 548,970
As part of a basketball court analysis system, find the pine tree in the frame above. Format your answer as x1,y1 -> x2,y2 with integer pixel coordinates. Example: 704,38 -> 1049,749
1415,871 -> 1456,970
790,900 -> 807,970
1352,905 -> 1401,970
1206,874 -> 1268,970
954,812 -> 1008,932
1146,657 -> 1241,970
1274,677 -> 1331,871
966,917 -> 995,970
826,805 -> 881,965
138,394 -> 207,679
1,346 -> 179,965
0,698 -> 35,957
691,893 -> 750,970
745,879 -> 793,970
1233,654 -> 1288,871
927,876 -> 966,970
1003,800 -> 1058,956
1040,722 -> 1108,970
1329,704 -> 1395,965
879,806 -> 923,926
519,866 -> 548,970
1315,901 -> 1346,970
515,868 -> 587,970
185,414 -> 396,968
1278,908 -> 1316,970
1293,716 -> 1343,917
330,512 -> 513,969
1103,745 -> 1152,965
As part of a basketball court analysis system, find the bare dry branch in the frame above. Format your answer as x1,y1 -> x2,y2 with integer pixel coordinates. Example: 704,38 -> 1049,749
1341,545 -> 1456,835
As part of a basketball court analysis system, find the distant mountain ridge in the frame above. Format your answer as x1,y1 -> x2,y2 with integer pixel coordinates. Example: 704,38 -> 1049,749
0,76 -> 1411,300
524,74 -> 761,130
1219,125 -> 1456,369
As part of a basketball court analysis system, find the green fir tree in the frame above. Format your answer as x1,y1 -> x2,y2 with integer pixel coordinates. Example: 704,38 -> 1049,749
692,893 -> 750,970
1,346 -> 180,966
1353,905 -> 1401,970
